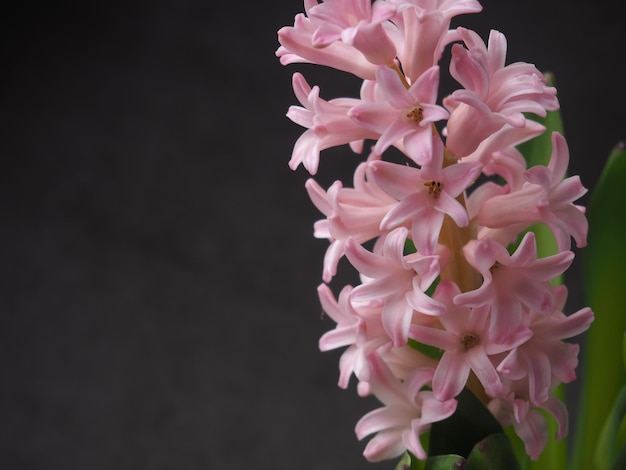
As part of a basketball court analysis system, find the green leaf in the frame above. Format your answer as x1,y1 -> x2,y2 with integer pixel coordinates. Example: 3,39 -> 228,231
466,433 -> 521,470
396,451 -> 413,470
504,427 -> 531,470
408,338 -> 443,360
424,454 -> 467,470
429,388 -> 503,458
396,451 -> 426,470
623,331 -> 626,372
611,443 -> 626,470
595,385 -> 626,469
405,238 -> 417,255
573,143 -> 626,470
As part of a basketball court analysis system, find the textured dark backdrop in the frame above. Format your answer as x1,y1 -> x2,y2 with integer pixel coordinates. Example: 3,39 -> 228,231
1,1 -> 625,469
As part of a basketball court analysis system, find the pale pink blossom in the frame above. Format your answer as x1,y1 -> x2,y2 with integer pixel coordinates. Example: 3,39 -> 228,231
368,155 -> 482,254
444,28 -> 559,159
318,283 -> 390,388
482,146 -> 529,190
305,0 -> 398,65
318,282 -> 440,387
467,147 -> 537,246
497,285 -> 594,405
388,0 -> 483,82
474,132 -> 589,250
305,162 -> 398,282
410,280 -> 532,401
488,376 -> 570,460
451,117 -> 546,164
455,232 -> 574,342
346,227 -> 446,346
276,0 -> 395,80
277,18 -> 377,80
349,65 -> 449,165
287,73 -> 376,174
355,353 -> 457,461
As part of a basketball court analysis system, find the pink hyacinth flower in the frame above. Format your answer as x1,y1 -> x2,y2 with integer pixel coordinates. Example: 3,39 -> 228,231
474,132 -> 589,250
355,353 -> 457,461
287,73 -> 376,174
318,283 -> 391,388
349,65 -> 449,165
454,117 -> 546,164
488,392 -> 567,460
305,162 -> 398,282
368,156 -> 482,255
444,27 -> 558,159
389,0 -> 483,82
306,0 -> 398,65
277,13 -> 378,80
346,227 -> 446,346
497,285 -> 594,405
410,280 -> 532,401
456,232 -> 574,342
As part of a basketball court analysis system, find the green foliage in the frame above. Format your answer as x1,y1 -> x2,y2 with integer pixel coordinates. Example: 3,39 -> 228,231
573,143 -> 626,470
424,454 -> 466,469
429,388 -> 503,458
418,434 -> 522,469
407,338 -> 443,360
396,451 -> 425,470
595,386 -> 626,469
466,434 -> 521,470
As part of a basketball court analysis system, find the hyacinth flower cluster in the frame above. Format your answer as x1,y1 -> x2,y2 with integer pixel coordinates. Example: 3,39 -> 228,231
277,0 -> 594,464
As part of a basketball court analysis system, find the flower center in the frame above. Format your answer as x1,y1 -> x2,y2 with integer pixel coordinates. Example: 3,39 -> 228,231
424,180 -> 443,198
406,106 -> 424,123
460,332 -> 479,351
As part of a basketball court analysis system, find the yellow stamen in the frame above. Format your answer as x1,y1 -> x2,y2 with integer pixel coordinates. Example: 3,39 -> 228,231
424,180 -> 443,198
461,333 -> 480,351
406,106 -> 424,123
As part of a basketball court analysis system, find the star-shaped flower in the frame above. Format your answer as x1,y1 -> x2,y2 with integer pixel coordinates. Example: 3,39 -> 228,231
349,65 -> 449,165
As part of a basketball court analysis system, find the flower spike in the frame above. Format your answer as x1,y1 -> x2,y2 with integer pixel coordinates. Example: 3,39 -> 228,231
278,0 -> 593,464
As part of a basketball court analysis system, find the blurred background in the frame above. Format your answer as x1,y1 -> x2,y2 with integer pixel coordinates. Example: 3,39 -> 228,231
1,1 -> 624,469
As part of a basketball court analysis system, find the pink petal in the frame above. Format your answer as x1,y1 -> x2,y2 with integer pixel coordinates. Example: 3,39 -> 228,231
514,409 -> 548,460
543,395 -> 568,440
369,160 -> 421,200
362,429 -> 406,462
402,124 -> 434,166
435,192 -> 469,227
526,351 -> 551,405
374,114 -> 417,156
406,280 -> 447,316
409,325 -> 457,350
408,66 -> 441,104
419,393 -> 458,425
466,348 -> 502,397
344,237 -> 391,279
376,65 -> 414,109
547,132 -> 569,182
356,406 -> 410,439
380,193 -> 427,230
412,208 -> 445,255
382,294 -> 414,346
433,351 -> 470,401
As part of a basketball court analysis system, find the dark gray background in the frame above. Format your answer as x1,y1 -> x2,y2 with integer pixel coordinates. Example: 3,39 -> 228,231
1,1 -> 624,469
